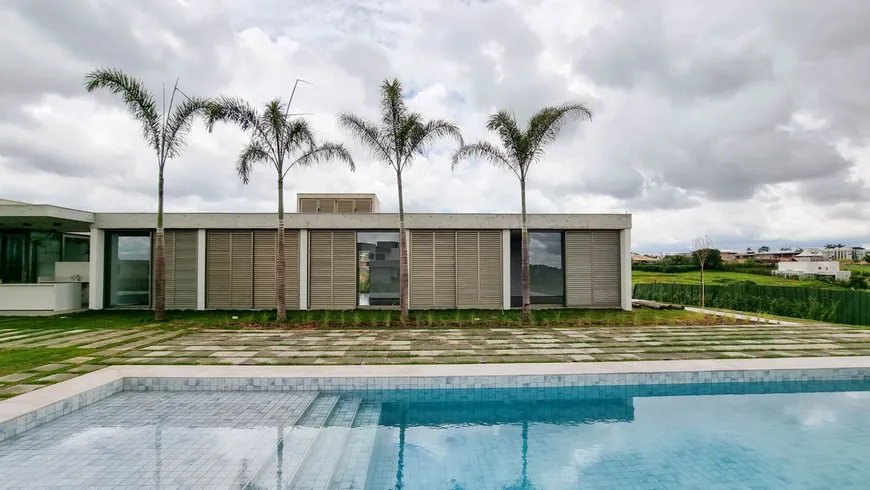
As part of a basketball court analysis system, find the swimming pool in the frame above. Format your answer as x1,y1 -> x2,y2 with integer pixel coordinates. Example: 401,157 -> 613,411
1,379 -> 869,489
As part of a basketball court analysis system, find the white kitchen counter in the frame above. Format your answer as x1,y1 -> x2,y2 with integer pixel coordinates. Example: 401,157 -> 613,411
0,283 -> 83,312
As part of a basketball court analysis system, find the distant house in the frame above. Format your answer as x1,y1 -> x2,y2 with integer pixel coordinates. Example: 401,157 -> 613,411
775,260 -> 851,281
631,253 -> 660,263
745,250 -> 799,263
794,249 -> 832,262
830,246 -> 866,261
720,251 -> 740,261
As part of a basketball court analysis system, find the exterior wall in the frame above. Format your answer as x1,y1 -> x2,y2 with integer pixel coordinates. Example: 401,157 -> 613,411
776,261 -> 841,275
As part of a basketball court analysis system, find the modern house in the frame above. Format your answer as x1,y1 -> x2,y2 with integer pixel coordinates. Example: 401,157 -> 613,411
774,260 -> 851,281
0,193 -> 632,313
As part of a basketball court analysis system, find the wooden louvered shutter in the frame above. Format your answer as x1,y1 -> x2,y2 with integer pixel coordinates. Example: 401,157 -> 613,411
354,199 -> 371,213
319,199 -> 335,213
455,231 -> 480,308
207,231 -> 232,308
253,230 -> 277,309
410,231 -> 435,309
300,199 -> 317,213
308,231 -> 333,309
592,230 -> 621,307
163,231 -> 176,309
332,231 -> 357,308
171,231 -> 198,309
477,231 -> 502,308
230,232 -> 254,309
434,231 -> 457,308
336,199 -> 354,213
284,230 -> 300,309
565,231 -> 593,307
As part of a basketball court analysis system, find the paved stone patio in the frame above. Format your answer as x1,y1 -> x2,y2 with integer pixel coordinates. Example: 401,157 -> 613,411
2,322 -> 870,397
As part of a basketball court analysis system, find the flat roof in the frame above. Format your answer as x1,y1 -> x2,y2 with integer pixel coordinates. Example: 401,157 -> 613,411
92,212 -> 631,230
0,203 -> 95,232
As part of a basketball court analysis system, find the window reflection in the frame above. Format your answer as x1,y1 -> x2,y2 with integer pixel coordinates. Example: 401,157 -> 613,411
510,231 -> 564,306
106,233 -> 151,307
358,231 -> 400,306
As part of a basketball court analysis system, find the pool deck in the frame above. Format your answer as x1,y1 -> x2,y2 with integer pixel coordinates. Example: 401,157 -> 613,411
3,356 -> 870,442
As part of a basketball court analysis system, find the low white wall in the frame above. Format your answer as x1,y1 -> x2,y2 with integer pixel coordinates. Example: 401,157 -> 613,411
0,283 -> 82,311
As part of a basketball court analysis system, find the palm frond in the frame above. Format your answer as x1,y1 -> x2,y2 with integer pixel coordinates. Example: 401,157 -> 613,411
379,78 -> 407,130
163,96 -> 210,160
402,118 -> 464,168
289,142 -> 356,175
236,139 -> 270,184
451,141 -> 519,179
264,99 -> 286,148
84,68 -> 160,150
526,102 -> 593,164
485,110 -> 525,163
207,95 -> 280,160
337,112 -> 395,167
282,118 -> 316,156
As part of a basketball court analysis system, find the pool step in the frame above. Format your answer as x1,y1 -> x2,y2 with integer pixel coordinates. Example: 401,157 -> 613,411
325,402 -> 383,490
286,396 -> 363,490
242,393 -> 340,490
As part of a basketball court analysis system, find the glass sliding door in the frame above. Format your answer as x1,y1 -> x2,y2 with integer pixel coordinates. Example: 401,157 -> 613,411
0,232 -> 27,283
357,231 -> 400,306
106,232 -> 152,307
510,231 -> 565,307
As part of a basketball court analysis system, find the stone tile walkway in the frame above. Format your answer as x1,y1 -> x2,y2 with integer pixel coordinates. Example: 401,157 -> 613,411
2,322 -> 870,397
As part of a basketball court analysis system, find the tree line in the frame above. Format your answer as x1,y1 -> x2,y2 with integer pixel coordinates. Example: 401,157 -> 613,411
84,68 -> 593,323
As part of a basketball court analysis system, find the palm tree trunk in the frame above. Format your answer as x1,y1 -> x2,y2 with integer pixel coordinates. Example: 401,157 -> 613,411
397,170 -> 409,323
699,265 -> 705,309
153,170 -> 166,322
520,179 -> 531,323
276,178 -> 287,321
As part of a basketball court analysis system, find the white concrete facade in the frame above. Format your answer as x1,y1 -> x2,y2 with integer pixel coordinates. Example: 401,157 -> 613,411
88,228 -> 105,310
620,228 -> 632,311
501,230 -> 511,310
774,261 -> 851,281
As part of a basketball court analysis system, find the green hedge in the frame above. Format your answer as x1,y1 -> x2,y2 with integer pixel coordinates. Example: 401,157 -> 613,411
633,283 -> 870,325
632,263 -> 698,273
720,263 -> 776,276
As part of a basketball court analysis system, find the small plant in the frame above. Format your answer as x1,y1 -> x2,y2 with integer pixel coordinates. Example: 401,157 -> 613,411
426,310 -> 435,327
352,310 -> 361,327
384,309 -> 393,328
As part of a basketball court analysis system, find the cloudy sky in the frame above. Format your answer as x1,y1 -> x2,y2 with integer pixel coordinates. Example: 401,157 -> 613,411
1,0 -> 868,253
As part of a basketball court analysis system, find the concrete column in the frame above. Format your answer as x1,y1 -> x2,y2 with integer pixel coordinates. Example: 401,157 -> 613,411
502,229 -> 511,310
88,228 -> 105,310
196,229 -> 206,310
620,228 -> 632,311
299,229 -> 308,310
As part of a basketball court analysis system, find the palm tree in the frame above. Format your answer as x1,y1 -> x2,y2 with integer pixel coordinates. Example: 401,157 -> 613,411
452,104 -> 593,322
338,79 -> 463,322
84,68 -> 209,321
206,97 -> 354,321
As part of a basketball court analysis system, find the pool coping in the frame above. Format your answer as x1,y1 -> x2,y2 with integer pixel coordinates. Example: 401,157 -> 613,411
2,356 -> 870,442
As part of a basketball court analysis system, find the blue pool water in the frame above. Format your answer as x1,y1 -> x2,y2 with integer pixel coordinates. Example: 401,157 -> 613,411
1,381 -> 869,489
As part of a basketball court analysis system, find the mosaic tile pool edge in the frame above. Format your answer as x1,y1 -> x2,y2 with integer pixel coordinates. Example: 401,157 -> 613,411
0,379 -> 122,443
3,366 -> 870,443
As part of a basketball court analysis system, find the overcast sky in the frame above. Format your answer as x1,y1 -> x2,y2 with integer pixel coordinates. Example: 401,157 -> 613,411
1,0 -> 868,253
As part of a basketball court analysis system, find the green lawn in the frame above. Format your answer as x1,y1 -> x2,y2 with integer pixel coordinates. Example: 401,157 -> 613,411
0,307 -> 731,330
633,270 -> 833,287
0,347 -> 97,377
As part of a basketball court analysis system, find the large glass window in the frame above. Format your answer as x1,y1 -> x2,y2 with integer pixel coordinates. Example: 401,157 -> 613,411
510,231 -> 564,307
357,231 -> 400,306
0,232 -> 27,283
106,232 -> 152,307
62,234 -> 90,262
